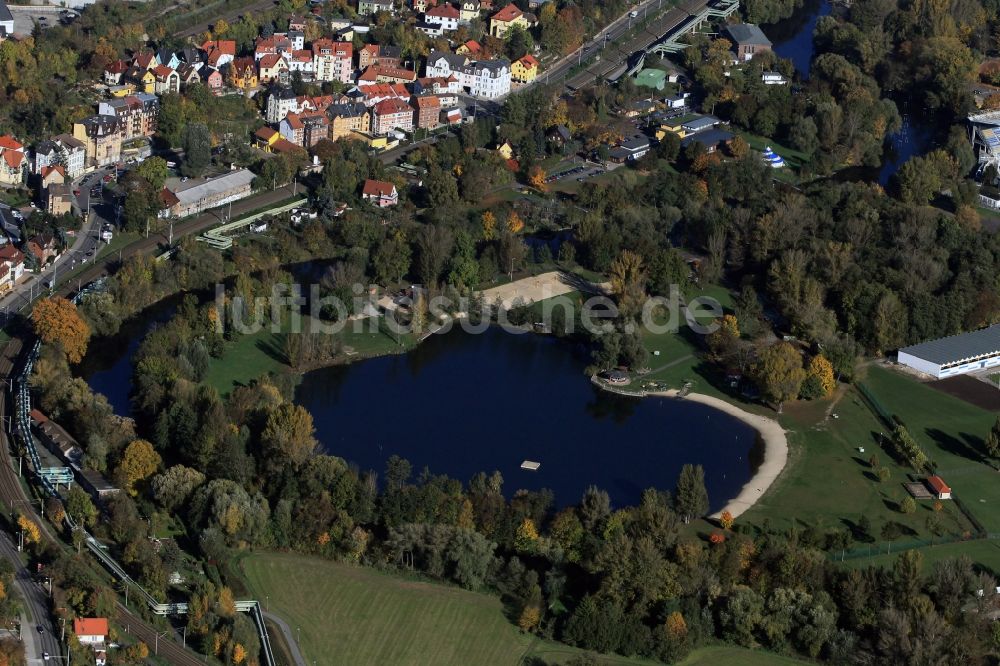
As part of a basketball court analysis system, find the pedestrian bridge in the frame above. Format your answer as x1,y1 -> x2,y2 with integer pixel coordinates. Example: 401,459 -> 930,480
626,0 -> 740,76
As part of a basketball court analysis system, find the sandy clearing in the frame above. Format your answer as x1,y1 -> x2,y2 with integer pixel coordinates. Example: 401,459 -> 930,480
479,271 -> 610,310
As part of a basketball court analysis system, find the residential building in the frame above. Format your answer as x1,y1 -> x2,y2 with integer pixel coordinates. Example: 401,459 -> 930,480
255,34 -> 294,60
358,44 -> 381,69
456,40 -> 481,56
357,65 -> 417,85
98,93 -> 159,140
161,169 -> 256,218
124,65 -> 156,93
202,67 -> 224,93
313,39 -> 353,83
152,65 -> 180,94
32,135 -> 86,179
926,475 -> 952,500
663,92 -> 690,110
372,97 -> 414,134
489,4 -> 535,38
288,50 -> 314,75
362,178 -> 398,206
511,54 -> 538,83
288,14 -> 307,31
258,54 -> 289,83
495,141 -> 514,160
413,95 -> 440,129
414,20 -> 444,37
288,30 -> 305,51
27,233 -> 59,265
279,113 -> 305,146
156,49 -> 182,70
74,618 -> 109,646
72,115 -> 124,168
327,103 -> 370,139
897,325 -> 1000,378
254,126 -> 282,152
358,82 -> 410,107
459,0 -> 479,21
202,40 -> 237,68
608,135 -> 650,162
279,113 -> 326,146
359,0 -> 393,13
426,3 -> 460,31
176,63 -> 203,87
425,51 -> 511,98
45,183 -> 73,216
723,24 -> 772,62
376,46 -> 402,68
416,76 -> 461,96
229,57 -> 259,89
413,0 -> 436,11
679,127 -> 734,153
0,135 -> 25,186
104,60 -> 128,85
0,244 -> 24,292
134,51 -> 157,71
39,165 -> 65,189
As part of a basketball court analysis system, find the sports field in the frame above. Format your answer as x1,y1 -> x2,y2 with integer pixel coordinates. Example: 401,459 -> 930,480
839,539 -> 1000,573
241,552 -> 812,666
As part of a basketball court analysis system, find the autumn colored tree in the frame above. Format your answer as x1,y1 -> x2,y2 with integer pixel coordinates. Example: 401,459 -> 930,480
518,604 -> 541,632
261,403 -> 318,469
709,532 -> 726,544
707,314 -> 740,360
515,517 -> 539,552
728,135 -> 750,159
664,611 -> 688,640
481,211 -> 497,240
752,341 -> 806,412
609,250 -> 646,317
506,210 -> 524,234
719,510 -> 734,530
801,354 -> 836,399
527,165 -> 547,191
32,297 -> 91,364
17,515 -> 39,545
115,439 -> 162,495
232,643 -> 247,664
218,586 -> 236,618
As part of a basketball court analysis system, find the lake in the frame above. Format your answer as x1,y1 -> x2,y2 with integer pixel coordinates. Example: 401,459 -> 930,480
296,327 -> 761,510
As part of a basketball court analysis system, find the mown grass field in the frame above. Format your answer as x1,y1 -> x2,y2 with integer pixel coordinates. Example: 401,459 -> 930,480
740,386 -> 974,541
839,539 -> 1000,573
242,552 -> 666,666
862,365 -> 1000,533
678,646 -> 809,665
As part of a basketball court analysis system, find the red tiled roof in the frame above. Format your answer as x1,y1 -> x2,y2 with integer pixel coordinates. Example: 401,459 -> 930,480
461,40 -> 481,53
159,188 -> 180,208
255,127 -> 278,141
259,53 -> 286,69
427,3 -> 460,17
491,4 -> 522,21
201,40 -> 236,56
0,135 -> 22,151
152,65 -> 175,78
3,151 -> 24,169
927,475 -> 951,494
41,165 -> 65,180
105,60 -> 128,74
0,244 -> 23,264
517,54 -> 539,67
284,113 -> 304,129
414,95 -> 440,108
73,618 -> 109,638
273,138 -> 305,154
362,179 -> 396,197
374,98 -> 412,115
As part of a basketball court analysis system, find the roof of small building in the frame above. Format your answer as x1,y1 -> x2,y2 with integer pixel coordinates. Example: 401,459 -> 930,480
170,170 -> 256,206
517,54 -> 539,67
73,618 -> 109,638
363,178 -> 396,197
259,53 -> 286,69
723,23 -> 771,47
680,127 -> 734,148
374,97 -> 413,115
427,3 -> 460,17
0,135 -> 22,151
491,3 -> 522,21
927,475 -> 951,494
899,325 -> 1000,365
682,114 -> 721,131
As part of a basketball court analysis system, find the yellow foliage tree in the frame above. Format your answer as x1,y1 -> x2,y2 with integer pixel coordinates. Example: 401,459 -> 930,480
506,210 -> 525,234
32,297 -> 91,364
719,510 -> 734,530
481,211 -> 497,240
218,586 -> 236,618
609,249 -> 646,317
527,166 -> 547,191
213,18 -> 230,35
728,135 -> 749,159
806,354 -> 836,397
116,439 -> 161,495
17,515 -> 40,545
232,643 -> 247,665
517,605 -> 541,632
515,518 -> 539,551
664,610 -> 688,640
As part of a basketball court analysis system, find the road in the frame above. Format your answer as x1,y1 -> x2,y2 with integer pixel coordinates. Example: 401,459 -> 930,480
0,531 -> 60,664
262,610 -> 307,666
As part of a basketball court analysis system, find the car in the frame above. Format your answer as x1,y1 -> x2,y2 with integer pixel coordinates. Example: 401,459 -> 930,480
42,653 -> 49,661
103,174 -> 113,183
629,9 -> 638,17
73,189 -> 81,196
86,250 -> 95,257
36,625 -> 43,633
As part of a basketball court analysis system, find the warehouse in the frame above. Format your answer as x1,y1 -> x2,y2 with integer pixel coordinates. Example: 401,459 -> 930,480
897,325 -> 1000,378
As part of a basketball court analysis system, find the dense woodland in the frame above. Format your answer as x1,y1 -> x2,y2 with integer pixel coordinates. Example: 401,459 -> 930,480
11,0 -> 1000,663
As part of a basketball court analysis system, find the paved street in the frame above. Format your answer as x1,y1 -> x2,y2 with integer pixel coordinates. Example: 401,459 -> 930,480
0,531 -> 61,664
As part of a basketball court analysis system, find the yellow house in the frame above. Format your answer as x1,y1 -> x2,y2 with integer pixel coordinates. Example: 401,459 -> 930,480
511,54 -> 539,83
230,58 -> 259,89
109,84 -> 137,97
655,117 -> 691,141
254,126 -> 281,152
138,69 -> 156,94
495,141 -> 514,160
489,4 -> 533,38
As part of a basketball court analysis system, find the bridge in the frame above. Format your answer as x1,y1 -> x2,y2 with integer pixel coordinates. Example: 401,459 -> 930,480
565,0 -> 739,90
197,197 -> 307,250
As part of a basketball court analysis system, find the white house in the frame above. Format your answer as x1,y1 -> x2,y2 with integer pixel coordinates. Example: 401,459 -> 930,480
74,618 -> 108,646
762,71 -> 788,85
425,51 -> 510,99
425,3 -> 461,31
897,325 -> 1000,378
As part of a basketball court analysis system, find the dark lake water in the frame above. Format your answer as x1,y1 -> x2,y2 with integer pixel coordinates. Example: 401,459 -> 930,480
296,327 -> 761,510
767,0 -> 935,183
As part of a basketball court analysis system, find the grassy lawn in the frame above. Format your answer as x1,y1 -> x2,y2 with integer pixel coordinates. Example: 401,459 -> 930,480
838,538 -> 1000,574
203,327 -> 287,396
733,130 -> 809,172
241,552 -> 658,666
740,386 -> 974,540
862,365 -> 1000,533
678,645 -> 810,665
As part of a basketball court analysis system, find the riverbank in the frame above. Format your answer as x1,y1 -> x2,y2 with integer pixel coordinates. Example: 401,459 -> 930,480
593,377 -> 789,520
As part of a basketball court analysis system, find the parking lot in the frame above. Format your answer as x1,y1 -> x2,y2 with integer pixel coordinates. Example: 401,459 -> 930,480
7,6 -> 78,36
545,162 -> 606,184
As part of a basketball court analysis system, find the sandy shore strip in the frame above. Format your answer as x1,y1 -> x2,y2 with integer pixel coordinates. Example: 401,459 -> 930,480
479,271 -> 609,310
598,381 -> 789,520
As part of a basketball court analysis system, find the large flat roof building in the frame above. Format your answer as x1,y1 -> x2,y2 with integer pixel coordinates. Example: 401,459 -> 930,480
897,325 -> 1000,378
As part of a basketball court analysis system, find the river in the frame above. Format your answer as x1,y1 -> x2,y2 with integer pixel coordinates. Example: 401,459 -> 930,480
766,0 -> 935,182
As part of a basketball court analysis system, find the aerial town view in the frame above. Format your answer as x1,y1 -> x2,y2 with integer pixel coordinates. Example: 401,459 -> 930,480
0,0 -> 998,662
